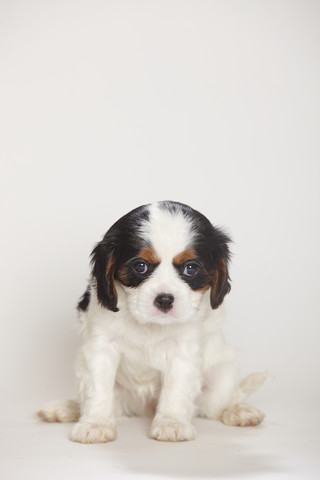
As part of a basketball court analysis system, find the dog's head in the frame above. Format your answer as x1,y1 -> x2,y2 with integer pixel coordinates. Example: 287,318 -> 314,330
89,201 -> 231,324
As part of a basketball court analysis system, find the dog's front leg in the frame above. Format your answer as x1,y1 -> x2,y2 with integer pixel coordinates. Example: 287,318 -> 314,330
150,356 -> 201,442
71,337 -> 120,444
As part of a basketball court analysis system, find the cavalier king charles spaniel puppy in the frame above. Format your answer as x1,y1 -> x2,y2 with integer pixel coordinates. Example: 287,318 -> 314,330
38,201 -> 268,443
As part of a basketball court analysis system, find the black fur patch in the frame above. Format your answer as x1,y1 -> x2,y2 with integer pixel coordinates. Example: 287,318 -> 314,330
77,287 -> 91,312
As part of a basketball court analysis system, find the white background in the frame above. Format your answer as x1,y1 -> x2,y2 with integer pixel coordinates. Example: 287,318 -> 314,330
1,1 -> 319,479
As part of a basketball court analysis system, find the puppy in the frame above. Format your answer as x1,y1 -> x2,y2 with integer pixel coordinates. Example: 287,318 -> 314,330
38,201 -> 268,442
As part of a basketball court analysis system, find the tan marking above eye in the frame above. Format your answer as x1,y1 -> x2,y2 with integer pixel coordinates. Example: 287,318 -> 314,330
138,246 -> 161,264
172,248 -> 197,265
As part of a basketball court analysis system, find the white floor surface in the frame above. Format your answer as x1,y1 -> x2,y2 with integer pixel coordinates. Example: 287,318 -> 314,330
1,399 -> 319,480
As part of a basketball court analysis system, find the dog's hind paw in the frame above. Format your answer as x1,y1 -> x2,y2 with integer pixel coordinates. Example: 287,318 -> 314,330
221,403 -> 265,427
37,400 -> 80,423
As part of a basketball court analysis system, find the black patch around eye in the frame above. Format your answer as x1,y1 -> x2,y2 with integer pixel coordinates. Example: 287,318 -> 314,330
116,258 -> 159,288
174,261 -> 210,291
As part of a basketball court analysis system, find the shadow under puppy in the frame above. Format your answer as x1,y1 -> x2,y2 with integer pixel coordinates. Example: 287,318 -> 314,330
38,200 -> 268,442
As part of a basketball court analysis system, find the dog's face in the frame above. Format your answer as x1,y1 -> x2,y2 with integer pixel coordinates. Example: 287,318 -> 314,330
90,201 -> 231,325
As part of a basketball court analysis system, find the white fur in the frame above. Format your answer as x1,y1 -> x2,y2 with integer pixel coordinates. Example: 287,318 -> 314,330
38,203 -> 268,442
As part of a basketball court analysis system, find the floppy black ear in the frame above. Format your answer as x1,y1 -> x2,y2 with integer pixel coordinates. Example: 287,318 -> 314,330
91,241 -> 119,312
208,227 -> 231,309
210,257 -> 231,309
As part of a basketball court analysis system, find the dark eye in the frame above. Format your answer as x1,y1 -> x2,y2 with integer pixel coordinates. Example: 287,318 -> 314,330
183,262 -> 199,277
134,261 -> 148,275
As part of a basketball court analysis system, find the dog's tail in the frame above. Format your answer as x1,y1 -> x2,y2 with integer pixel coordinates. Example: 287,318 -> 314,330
37,399 -> 80,423
231,371 -> 272,405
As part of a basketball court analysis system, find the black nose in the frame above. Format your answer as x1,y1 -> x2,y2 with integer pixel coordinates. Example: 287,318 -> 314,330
154,293 -> 174,312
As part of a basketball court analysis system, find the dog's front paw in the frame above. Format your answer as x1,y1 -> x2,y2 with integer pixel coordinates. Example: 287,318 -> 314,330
221,403 -> 265,427
71,421 -> 116,443
150,415 -> 195,442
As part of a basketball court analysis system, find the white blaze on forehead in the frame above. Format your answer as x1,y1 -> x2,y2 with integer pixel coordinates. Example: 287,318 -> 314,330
141,203 -> 196,260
